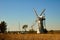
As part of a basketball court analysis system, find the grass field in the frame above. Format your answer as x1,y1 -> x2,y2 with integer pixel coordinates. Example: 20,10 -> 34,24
0,33 -> 60,40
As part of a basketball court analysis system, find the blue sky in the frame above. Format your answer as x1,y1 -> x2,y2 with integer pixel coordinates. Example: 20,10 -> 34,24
0,0 -> 60,31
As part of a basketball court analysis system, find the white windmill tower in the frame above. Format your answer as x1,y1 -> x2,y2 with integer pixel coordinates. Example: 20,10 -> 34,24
33,8 -> 46,33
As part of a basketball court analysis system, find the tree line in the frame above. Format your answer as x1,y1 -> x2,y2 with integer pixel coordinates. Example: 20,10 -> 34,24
0,21 -> 47,33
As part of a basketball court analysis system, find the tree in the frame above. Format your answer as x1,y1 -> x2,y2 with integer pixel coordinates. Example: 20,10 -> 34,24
22,25 -> 28,32
0,21 -> 7,33
49,30 -> 54,34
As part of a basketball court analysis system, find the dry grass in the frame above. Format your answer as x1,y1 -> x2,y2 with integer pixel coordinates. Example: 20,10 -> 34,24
0,33 -> 60,40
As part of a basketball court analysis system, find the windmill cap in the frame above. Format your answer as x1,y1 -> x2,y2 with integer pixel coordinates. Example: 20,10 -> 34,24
39,16 -> 45,19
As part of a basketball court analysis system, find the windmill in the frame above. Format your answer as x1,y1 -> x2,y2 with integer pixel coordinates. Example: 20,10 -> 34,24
33,8 -> 47,33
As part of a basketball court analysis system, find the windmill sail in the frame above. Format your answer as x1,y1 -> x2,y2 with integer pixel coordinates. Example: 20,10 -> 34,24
33,8 -> 39,18
40,9 -> 46,16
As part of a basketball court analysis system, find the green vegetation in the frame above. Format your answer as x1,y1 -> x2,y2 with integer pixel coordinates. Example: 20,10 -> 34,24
0,21 -> 7,33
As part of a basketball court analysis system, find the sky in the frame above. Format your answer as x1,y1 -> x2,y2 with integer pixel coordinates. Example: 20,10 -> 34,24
0,0 -> 60,31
